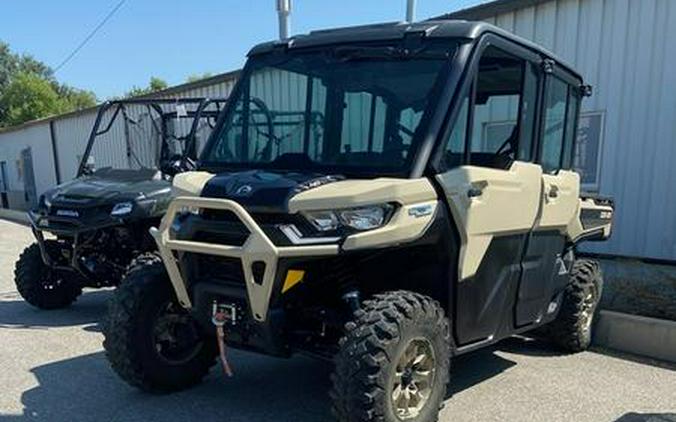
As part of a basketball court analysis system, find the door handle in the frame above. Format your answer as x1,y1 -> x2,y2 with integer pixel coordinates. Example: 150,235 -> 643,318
467,187 -> 483,198
548,185 -> 559,199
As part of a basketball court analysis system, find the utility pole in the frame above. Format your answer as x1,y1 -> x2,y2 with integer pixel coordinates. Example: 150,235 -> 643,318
406,0 -> 417,22
277,0 -> 291,40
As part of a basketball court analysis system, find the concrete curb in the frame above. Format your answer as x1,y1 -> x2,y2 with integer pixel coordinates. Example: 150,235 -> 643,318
0,209 -> 30,225
594,310 -> 676,364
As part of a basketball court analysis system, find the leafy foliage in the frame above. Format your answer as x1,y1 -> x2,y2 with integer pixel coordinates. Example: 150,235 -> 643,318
0,40 -> 96,127
1,72 -> 64,126
186,72 -> 214,83
122,76 -> 169,98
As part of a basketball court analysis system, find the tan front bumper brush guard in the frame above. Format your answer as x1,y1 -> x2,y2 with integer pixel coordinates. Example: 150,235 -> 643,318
149,197 -> 339,322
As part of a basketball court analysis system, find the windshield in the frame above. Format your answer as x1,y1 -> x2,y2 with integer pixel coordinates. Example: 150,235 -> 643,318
203,42 -> 456,176
77,99 -> 224,177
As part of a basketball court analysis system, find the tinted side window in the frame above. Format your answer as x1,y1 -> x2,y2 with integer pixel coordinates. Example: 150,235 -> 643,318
442,96 -> 469,169
517,62 -> 539,161
562,89 -> 580,169
468,47 -> 537,169
540,77 -> 569,173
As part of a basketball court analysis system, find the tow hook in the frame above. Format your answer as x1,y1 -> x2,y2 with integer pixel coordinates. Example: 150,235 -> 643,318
211,301 -> 236,377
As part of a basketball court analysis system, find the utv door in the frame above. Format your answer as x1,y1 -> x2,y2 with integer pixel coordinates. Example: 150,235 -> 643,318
436,45 -> 543,345
515,75 -> 582,326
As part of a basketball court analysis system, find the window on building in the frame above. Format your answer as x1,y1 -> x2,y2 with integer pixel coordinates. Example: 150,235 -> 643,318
540,77 -> 569,173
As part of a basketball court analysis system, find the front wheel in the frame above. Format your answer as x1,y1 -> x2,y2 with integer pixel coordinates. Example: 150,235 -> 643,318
331,291 -> 451,422
14,242 -> 83,309
103,253 -> 216,393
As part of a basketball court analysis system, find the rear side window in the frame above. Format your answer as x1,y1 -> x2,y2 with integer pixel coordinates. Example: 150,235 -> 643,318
517,63 -> 539,161
540,77 -> 569,173
561,89 -> 580,169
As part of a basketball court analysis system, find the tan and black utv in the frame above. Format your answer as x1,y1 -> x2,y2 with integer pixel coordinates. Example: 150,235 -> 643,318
103,20 -> 613,422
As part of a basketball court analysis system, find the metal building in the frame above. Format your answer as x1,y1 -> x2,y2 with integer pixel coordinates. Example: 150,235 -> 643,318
441,0 -> 676,262
1,0 -> 675,264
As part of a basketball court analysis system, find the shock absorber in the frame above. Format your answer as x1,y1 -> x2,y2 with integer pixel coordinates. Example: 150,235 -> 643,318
342,290 -> 361,313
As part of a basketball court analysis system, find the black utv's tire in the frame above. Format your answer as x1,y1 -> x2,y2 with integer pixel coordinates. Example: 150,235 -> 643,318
103,253 -> 216,393
14,242 -> 83,309
331,291 -> 451,422
547,259 -> 604,353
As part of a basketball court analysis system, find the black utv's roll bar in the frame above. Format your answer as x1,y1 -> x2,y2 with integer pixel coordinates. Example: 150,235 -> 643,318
76,97 -> 228,177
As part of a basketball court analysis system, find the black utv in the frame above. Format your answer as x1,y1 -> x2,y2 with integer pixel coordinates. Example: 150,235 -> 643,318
14,98 -> 225,309
103,21 -> 614,422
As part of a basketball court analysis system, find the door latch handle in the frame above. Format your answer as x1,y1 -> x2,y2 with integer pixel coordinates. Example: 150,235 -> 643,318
548,185 -> 559,198
467,187 -> 483,198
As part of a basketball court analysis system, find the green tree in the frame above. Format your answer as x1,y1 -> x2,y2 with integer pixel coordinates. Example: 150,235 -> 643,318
0,72 -> 64,127
186,72 -> 213,83
0,40 -> 97,127
56,84 -> 97,110
123,76 -> 168,98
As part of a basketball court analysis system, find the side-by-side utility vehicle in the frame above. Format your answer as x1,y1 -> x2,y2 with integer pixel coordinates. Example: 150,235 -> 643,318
103,21 -> 614,422
15,98 -> 225,309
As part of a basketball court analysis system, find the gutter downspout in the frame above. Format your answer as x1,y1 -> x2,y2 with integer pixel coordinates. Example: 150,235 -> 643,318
48,120 -> 62,184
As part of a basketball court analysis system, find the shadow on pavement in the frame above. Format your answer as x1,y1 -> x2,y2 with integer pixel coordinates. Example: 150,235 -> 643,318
614,413 -> 676,422
447,347 -> 516,397
497,335 -> 569,357
0,290 -> 110,331
0,332 -> 537,422
0,349 -> 334,422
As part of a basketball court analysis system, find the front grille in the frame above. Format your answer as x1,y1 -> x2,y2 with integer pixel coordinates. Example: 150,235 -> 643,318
193,220 -> 250,247
197,209 -> 313,247
195,254 -> 245,286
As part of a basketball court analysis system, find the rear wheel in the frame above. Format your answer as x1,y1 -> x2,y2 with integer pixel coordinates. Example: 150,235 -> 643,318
547,259 -> 603,352
14,242 -> 83,309
103,253 -> 216,393
331,291 -> 451,422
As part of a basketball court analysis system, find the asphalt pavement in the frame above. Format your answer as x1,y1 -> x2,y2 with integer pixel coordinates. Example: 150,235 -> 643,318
0,218 -> 674,422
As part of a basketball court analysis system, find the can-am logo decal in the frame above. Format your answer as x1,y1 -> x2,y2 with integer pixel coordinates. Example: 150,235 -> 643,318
234,185 -> 253,196
56,209 -> 79,218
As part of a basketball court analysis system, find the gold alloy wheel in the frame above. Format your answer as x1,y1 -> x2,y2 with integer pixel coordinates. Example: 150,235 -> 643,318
391,338 -> 437,420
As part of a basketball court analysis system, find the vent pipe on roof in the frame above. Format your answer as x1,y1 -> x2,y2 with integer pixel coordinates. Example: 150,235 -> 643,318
406,0 -> 416,22
277,0 -> 291,40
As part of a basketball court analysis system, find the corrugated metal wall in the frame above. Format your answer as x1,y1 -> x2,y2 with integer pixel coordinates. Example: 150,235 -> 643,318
0,123 -> 57,210
478,0 -> 676,260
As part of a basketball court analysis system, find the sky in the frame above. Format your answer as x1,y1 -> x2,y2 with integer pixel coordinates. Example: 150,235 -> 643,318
0,0 -> 488,100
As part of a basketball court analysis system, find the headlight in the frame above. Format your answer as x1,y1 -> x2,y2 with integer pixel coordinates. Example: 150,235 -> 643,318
110,202 -> 133,216
304,204 -> 393,232
303,210 -> 339,232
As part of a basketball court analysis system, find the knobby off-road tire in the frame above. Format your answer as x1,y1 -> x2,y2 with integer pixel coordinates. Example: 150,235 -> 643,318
14,241 -> 82,309
103,252 -> 216,393
331,291 -> 451,422
548,259 -> 604,352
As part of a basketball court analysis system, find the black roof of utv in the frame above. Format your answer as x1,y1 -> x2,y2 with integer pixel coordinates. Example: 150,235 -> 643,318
248,20 -> 582,82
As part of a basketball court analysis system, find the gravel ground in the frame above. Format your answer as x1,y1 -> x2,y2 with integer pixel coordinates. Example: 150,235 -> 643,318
0,218 -> 674,422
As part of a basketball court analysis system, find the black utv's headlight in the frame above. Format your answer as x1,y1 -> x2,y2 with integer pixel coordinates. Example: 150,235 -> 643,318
110,202 -> 134,217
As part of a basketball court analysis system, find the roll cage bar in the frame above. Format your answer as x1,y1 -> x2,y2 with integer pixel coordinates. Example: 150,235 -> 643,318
76,97 -> 228,177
